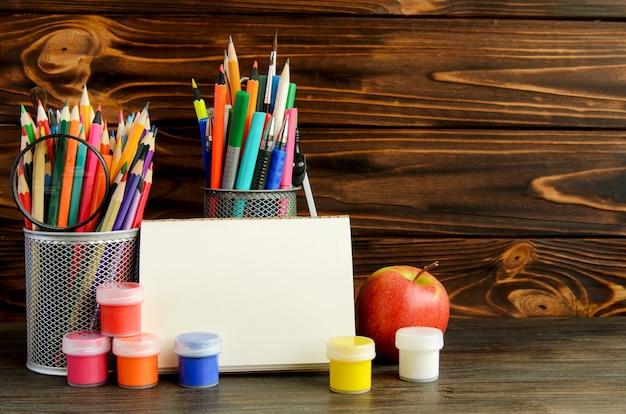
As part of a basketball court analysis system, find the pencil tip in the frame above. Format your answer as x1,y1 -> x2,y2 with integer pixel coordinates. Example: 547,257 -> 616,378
192,78 -> 198,88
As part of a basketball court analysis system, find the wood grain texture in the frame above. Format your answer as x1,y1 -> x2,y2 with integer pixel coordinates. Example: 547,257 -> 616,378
2,318 -> 626,412
4,124 -> 626,321
2,2 -> 626,322
2,0 -> 626,17
2,16 -> 626,128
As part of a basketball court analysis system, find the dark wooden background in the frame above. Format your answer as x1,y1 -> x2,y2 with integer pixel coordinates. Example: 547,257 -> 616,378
2,1 -> 626,322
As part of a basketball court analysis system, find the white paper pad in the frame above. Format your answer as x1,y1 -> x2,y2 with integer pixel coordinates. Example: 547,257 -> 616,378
139,216 -> 355,373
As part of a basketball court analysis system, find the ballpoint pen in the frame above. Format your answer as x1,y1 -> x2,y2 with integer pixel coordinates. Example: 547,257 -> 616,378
265,114 -> 289,190
271,58 -> 290,137
251,117 -> 275,190
263,30 -> 277,113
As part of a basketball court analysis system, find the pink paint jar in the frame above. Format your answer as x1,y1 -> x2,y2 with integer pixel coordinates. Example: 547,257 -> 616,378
62,331 -> 110,387
96,282 -> 144,337
113,332 -> 161,389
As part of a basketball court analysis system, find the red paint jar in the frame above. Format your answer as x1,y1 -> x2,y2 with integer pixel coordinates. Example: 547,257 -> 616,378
96,282 -> 144,337
62,331 -> 110,387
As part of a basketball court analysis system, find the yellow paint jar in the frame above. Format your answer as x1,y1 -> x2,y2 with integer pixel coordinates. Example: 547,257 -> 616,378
326,336 -> 376,394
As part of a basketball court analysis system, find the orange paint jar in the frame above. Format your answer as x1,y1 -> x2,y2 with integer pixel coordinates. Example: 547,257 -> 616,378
96,282 -> 144,337
112,332 -> 161,389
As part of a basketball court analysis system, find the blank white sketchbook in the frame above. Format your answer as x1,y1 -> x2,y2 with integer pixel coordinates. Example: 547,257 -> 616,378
138,216 -> 355,373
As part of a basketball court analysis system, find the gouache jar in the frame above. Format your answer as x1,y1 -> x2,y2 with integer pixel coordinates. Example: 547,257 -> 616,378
112,332 -> 161,389
96,282 -> 144,337
326,336 -> 376,394
395,327 -> 444,382
174,332 -> 222,388
62,331 -> 111,387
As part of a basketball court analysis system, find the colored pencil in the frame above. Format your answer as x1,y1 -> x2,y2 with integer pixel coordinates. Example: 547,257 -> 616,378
56,102 -> 81,227
227,36 -> 241,103
31,128 -> 47,229
17,164 -> 32,230
131,165 -> 152,229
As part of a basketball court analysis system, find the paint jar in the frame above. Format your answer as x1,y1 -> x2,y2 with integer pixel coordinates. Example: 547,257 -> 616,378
395,327 -> 444,382
96,282 -> 144,337
326,336 -> 376,394
174,332 -> 222,388
112,332 -> 161,389
62,331 -> 111,387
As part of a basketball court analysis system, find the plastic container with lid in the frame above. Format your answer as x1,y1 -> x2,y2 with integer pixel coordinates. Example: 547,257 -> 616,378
62,331 -> 111,387
112,332 -> 161,389
174,332 -> 222,388
326,336 -> 376,394
96,282 -> 144,337
395,326 -> 444,382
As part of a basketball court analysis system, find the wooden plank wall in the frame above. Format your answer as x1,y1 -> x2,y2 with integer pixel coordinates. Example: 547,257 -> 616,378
2,1 -> 626,322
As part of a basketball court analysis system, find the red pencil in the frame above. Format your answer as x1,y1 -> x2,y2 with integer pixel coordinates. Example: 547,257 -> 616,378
17,164 -> 32,230
131,164 -> 152,228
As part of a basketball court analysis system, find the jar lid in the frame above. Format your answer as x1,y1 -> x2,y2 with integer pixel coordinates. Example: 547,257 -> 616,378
113,332 -> 161,357
96,282 -> 144,305
326,336 -> 376,362
174,332 -> 222,357
395,327 -> 444,351
62,331 -> 110,356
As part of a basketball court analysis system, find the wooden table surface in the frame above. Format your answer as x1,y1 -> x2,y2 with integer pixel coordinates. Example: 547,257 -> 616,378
1,317 -> 626,413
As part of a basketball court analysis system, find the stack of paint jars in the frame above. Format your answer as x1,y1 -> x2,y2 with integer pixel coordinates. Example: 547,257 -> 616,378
95,281 -> 161,389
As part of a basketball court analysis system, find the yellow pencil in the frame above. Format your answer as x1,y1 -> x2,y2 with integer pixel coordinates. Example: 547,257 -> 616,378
112,102 -> 149,179
99,170 -> 127,232
31,129 -> 47,229
227,36 -> 241,103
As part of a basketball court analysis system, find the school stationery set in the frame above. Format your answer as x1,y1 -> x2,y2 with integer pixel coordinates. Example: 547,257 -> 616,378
191,34 -> 300,193
10,35 -> 369,393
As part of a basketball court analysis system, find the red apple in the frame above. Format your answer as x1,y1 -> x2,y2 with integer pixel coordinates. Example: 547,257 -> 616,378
355,263 -> 450,361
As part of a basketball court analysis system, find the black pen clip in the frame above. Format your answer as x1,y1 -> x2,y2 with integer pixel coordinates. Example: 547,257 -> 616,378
292,128 -> 306,186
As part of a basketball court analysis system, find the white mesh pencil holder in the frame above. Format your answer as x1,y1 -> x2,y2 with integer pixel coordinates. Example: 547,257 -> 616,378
203,187 -> 300,218
23,228 -> 139,375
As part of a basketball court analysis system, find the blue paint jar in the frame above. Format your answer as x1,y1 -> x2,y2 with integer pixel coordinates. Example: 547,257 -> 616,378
174,332 -> 222,388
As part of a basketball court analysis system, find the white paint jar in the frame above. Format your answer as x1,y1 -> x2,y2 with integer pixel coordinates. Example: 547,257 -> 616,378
395,327 -> 444,382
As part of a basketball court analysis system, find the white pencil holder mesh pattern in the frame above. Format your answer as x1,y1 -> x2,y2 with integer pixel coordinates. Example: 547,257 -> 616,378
23,228 -> 139,375
203,188 -> 299,218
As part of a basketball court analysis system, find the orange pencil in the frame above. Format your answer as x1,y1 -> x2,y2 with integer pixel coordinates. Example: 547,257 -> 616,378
57,102 -> 81,227
100,121 -> 111,155
211,65 -> 227,189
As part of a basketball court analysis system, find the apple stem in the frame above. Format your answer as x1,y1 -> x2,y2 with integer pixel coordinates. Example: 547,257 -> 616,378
414,261 -> 439,281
